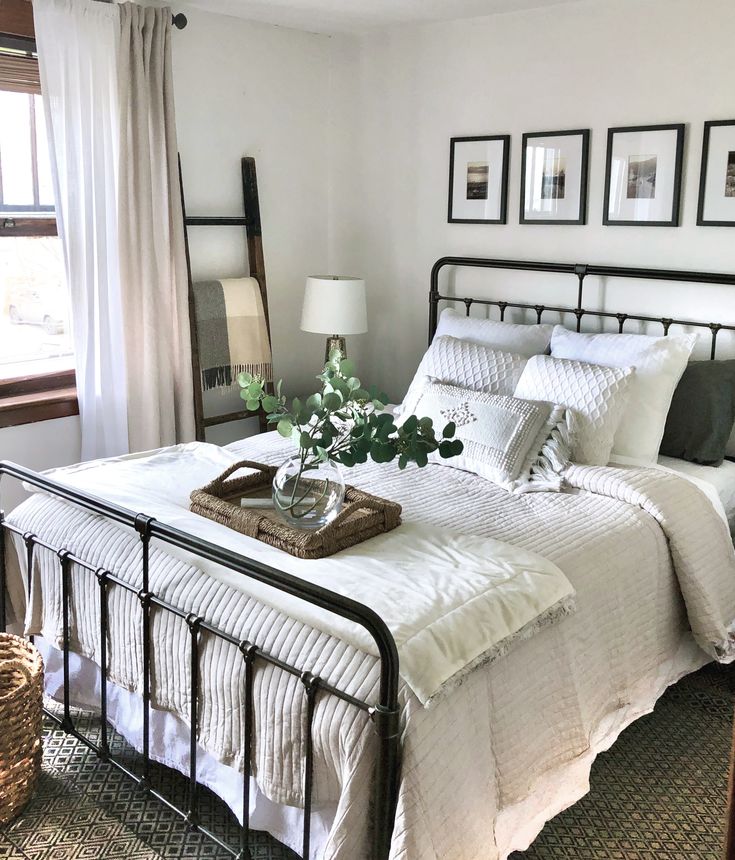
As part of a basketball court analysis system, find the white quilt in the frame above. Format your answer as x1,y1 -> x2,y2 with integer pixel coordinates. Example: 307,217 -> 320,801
15,441 -> 574,705
5,430 -> 735,859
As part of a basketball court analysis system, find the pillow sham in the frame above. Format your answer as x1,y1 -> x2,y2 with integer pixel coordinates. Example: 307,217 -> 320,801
550,325 -> 696,465
660,359 -> 735,466
513,354 -> 635,466
399,335 -> 528,417
435,308 -> 554,357
409,379 -> 570,493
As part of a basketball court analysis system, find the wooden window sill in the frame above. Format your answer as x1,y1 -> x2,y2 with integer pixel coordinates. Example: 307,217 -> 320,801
0,369 -> 79,428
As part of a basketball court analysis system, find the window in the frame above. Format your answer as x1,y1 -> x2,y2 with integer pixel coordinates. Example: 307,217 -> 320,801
0,2 -> 77,427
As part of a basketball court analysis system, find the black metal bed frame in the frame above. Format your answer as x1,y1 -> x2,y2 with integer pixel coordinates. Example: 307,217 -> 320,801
430,256 -> 735,357
1,254 -> 735,860
0,465 -> 401,860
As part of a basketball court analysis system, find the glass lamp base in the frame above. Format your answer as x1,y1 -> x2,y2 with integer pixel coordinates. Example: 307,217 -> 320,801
324,335 -> 347,362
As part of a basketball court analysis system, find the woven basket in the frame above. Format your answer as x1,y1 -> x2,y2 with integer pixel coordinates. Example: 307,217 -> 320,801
191,460 -> 402,559
0,634 -> 44,826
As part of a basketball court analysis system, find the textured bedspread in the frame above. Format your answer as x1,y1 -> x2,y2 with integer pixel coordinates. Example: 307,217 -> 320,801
5,431 -> 735,859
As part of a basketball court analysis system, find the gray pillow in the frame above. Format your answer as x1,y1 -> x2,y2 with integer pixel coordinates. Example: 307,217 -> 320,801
660,360 -> 735,466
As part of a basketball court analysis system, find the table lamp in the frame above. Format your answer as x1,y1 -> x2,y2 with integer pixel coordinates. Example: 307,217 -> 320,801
300,276 -> 367,361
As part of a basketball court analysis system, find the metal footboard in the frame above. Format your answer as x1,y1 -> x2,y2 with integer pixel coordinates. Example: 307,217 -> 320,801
0,461 -> 401,860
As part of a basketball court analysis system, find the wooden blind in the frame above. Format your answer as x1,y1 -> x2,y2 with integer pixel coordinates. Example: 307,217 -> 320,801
0,0 -> 38,94
0,0 -> 34,39
0,50 -> 39,93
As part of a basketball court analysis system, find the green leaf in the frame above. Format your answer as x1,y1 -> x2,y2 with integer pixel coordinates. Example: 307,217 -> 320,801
237,371 -> 253,387
323,391 -> 342,411
246,381 -> 262,398
339,358 -> 355,378
398,453 -> 408,470
442,421 -> 456,439
277,418 -> 293,438
300,431 -> 314,449
262,395 -> 279,413
246,399 -> 260,411
291,397 -> 302,415
306,393 -> 322,411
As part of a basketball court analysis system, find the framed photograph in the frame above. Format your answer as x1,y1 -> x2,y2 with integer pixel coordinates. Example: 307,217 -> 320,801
603,124 -> 685,226
448,135 -> 510,224
697,119 -> 735,226
520,129 -> 589,225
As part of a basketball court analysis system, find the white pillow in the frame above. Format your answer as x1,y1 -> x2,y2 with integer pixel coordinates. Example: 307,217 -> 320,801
514,354 -> 635,466
411,380 -> 571,493
399,335 -> 528,417
550,326 -> 696,464
435,308 -> 553,358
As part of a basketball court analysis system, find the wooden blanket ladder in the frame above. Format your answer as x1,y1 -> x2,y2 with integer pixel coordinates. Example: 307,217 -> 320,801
178,156 -> 272,440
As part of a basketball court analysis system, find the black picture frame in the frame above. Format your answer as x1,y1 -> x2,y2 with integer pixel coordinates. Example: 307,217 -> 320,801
697,119 -> 735,227
448,135 -> 510,224
519,128 -> 590,225
603,123 -> 685,227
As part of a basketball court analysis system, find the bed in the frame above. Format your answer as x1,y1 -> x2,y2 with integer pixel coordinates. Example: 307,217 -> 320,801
2,256 -> 735,860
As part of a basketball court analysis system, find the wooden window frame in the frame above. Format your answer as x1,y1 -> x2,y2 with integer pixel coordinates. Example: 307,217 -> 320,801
0,0 -> 78,427
0,369 -> 78,428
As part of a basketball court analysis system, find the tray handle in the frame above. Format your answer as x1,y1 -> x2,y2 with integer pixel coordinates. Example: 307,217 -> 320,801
210,459 -> 273,491
320,493 -> 387,533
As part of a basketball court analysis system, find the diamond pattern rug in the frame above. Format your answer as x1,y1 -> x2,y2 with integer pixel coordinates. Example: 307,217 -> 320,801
1,664 -> 732,859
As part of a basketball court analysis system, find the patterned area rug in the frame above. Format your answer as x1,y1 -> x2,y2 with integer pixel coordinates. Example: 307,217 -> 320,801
0,664 -> 732,859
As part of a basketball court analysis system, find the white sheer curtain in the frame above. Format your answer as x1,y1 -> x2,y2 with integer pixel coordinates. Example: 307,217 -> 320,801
34,0 -> 195,459
34,0 -> 129,460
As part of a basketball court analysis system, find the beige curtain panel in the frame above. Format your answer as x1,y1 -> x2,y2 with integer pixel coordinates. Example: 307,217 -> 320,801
117,3 -> 195,451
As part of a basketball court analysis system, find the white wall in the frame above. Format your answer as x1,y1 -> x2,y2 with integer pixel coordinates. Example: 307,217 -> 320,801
0,416 -> 81,511
173,6 -> 348,441
329,0 -> 735,401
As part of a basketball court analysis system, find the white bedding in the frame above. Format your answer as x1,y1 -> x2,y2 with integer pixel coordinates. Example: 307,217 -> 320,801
658,455 -> 735,533
13,441 -> 574,706
5,430 -> 735,859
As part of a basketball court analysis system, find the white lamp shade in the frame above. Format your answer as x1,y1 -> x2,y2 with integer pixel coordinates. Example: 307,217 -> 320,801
300,276 -> 367,335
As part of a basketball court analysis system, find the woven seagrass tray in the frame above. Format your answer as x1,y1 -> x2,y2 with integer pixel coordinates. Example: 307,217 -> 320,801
0,634 -> 44,826
190,459 -> 402,560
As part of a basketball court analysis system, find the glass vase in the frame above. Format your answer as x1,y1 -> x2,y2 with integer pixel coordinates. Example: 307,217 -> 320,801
272,457 -> 345,531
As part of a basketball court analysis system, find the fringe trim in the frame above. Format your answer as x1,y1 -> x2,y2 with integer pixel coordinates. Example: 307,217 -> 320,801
201,362 -> 274,392
424,592 -> 577,709
706,616 -> 735,663
514,405 -> 574,494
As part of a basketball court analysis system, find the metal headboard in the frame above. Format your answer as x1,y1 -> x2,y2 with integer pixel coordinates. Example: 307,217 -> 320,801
429,257 -> 735,359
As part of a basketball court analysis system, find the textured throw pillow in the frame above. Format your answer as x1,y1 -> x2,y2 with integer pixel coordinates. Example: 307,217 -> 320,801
410,380 -> 571,493
660,360 -> 735,466
435,308 -> 554,357
550,326 -> 696,465
514,355 -> 635,466
399,335 -> 528,417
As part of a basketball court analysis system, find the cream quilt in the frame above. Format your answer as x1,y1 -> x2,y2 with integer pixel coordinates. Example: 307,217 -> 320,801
4,430 -> 735,859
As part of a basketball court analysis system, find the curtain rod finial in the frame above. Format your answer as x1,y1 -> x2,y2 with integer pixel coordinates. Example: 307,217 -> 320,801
172,12 -> 188,29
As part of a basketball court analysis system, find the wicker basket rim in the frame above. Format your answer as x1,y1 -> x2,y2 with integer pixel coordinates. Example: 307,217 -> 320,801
0,659 -> 33,702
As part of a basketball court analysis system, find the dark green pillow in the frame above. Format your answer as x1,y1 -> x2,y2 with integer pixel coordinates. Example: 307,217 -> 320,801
660,360 -> 735,466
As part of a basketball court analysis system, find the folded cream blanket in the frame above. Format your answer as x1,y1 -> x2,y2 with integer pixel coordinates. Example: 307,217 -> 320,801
192,277 -> 272,390
11,442 -> 575,706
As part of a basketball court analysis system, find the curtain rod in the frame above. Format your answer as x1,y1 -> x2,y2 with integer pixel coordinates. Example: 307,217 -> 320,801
89,1 -> 188,30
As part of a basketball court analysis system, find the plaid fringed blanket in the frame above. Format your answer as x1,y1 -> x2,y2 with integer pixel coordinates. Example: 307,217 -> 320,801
192,277 -> 273,391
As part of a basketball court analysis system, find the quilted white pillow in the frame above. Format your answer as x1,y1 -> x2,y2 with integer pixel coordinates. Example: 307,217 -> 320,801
550,326 -> 696,465
514,355 -> 635,466
398,335 -> 528,417
436,308 -> 553,357
411,380 -> 571,493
